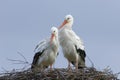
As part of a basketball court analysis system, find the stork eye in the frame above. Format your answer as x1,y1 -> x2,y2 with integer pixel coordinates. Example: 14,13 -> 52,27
67,17 -> 70,20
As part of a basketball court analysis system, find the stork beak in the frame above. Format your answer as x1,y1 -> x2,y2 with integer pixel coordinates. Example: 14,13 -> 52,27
58,20 -> 67,29
50,33 -> 54,43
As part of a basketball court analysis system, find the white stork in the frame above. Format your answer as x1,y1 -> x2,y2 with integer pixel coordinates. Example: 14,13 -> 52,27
58,15 -> 86,71
31,27 -> 59,71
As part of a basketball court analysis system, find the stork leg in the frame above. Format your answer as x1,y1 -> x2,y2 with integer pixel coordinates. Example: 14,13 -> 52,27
75,55 -> 78,72
75,60 -> 78,72
67,60 -> 72,71
50,64 -> 52,71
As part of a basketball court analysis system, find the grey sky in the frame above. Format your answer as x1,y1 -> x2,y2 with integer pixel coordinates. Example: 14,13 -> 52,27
0,0 -> 120,78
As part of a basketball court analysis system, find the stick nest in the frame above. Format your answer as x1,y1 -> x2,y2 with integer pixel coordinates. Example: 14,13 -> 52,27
0,67 -> 119,80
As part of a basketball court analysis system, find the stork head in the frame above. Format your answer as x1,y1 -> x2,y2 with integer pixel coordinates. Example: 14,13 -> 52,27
50,27 -> 58,43
58,14 -> 74,29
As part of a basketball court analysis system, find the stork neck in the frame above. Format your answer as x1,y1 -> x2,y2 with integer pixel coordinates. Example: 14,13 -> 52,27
65,21 -> 73,29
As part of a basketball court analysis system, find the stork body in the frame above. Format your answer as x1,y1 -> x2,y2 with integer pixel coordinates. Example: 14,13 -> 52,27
58,15 -> 86,71
31,27 -> 59,71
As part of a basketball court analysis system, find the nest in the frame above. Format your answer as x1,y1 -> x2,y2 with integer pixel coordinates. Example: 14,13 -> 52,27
0,67 -> 119,80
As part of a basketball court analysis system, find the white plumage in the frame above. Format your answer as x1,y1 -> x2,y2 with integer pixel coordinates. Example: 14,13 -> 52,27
31,27 -> 59,70
58,15 -> 86,71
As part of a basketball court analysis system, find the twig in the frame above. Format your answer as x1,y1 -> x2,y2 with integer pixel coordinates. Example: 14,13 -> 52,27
7,52 -> 31,71
1,67 -> 9,73
55,69 -> 66,80
86,54 -> 94,67
7,59 -> 27,64
7,52 -> 29,65
17,52 -> 28,63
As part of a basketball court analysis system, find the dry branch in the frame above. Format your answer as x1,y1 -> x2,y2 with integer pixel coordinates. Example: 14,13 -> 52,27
0,67 -> 119,80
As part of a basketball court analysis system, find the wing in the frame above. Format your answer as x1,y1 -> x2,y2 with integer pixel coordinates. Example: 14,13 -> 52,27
66,29 -> 86,68
70,45 -> 86,68
34,38 -> 50,53
75,45 -> 86,61
31,50 -> 45,69
66,29 -> 85,50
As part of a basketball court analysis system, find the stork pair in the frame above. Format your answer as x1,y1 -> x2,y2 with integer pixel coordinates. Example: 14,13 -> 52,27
31,15 -> 86,71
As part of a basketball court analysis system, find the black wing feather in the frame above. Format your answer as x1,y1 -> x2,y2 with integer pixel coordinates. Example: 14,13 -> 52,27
57,52 -> 59,56
75,45 -> 86,61
31,50 -> 45,69
70,45 -> 86,67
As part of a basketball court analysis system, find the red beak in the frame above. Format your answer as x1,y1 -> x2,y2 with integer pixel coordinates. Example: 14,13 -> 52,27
58,20 -> 67,30
50,33 -> 54,43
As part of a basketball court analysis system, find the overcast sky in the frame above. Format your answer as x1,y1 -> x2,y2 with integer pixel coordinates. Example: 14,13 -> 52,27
0,0 -> 120,78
